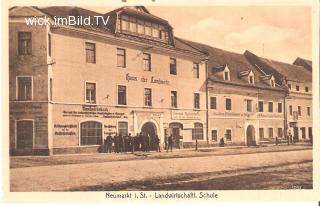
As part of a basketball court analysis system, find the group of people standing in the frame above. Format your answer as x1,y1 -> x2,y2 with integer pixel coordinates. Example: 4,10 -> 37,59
104,132 -> 161,153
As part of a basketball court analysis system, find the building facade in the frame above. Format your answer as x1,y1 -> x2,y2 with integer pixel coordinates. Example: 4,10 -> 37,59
9,6 -> 208,155
9,6 -> 312,155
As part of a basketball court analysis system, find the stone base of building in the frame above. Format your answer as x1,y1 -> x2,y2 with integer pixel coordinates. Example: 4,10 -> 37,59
53,146 -> 103,155
10,148 -> 52,156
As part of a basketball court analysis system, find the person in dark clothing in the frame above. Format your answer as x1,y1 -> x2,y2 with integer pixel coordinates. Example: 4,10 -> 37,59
155,134 -> 161,152
114,133 -> 119,153
127,133 -> 132,152
219,137 -> 225,147
164,134 -> 168,151
146,134 -> 151,152
123,134 -> 128,152
275,136 -> 279,145
167,134 -> 173,152
105,133 -> 113,153
118,134 -> 124,153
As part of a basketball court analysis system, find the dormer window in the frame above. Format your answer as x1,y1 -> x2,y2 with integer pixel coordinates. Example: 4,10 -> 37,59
248,71 -> 254,84
271,79 -> 275,87
224,71 -> 229,81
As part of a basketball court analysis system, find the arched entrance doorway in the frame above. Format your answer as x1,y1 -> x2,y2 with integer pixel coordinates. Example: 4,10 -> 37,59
140,122 -> 157,151
246,125 -> 256,146
169,122 -> 183,148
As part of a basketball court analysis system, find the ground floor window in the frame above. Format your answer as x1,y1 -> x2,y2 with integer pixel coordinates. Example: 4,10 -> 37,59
225,129 -> 232,141
301,127 -> 306,139
211,129 -> 217,142
259,128 -> 264,139
118,121 -> 128,136
16,120 -> 33,148
278,128 -> 283,137
308,127 -> 312,139
192,123 -> 203,140
80,121 -> 102,145
268,128 -> 273,138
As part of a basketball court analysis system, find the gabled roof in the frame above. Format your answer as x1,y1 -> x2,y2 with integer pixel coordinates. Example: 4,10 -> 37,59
293,57 -> 312,72
244,50 -> 312,83
180,39 -> 283,90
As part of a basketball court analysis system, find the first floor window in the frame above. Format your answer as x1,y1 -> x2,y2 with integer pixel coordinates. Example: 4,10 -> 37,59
192,123 -> 203,140
117,48 -> 126,68
259,128 -> 264,139
144,88 -> 152,106
301,127 -> 306,139
211,130 -> 217,142
226,98 -> 232,111
171,91 -> 177,108
268,102 -> 273,112
193,63 -> 199,78
210,97 -> 217,110
85,42 -> 96,63
289,105 -> 293,115
118,121 -> 128,136
258,101 -> 264,112
298,106 -> 301,116
278,128 -> 283,137
170,58 -> 177,75
278,102 -> 282,113
307,107 -> 311,116
85,82 -> 96,103
194,93 -> 200,109
118,85 -> 127,105
225,129 -> 232,141
296,85 -> 300,91
80,121 -> 102,145
268,128 -> 273,138
143,53 -> 151,71
17,76 -> 32,101
18,32 -> 32,55
246,99 -> 252,112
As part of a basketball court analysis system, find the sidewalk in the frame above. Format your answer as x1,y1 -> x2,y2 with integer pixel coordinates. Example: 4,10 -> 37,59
10,144 -> 312,169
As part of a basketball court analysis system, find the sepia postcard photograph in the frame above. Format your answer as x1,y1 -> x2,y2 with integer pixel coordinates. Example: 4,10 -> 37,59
2,0 -> 320,203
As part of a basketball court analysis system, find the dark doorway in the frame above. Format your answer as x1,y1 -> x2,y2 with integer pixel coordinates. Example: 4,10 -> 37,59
246,125 -> 256,146
16,120 -> 33,149
141,122 -> 157,150
293,127 -> 299,142
169,122 -> 183,148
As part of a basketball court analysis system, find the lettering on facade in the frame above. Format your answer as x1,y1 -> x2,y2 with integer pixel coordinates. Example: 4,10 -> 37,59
54,124 -> 77,136
125,73 -> 169,85
62,105 -> 128,119
172,110 -> 200,120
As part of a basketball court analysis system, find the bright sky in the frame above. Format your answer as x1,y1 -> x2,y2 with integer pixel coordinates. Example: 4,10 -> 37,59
91,6 -> 312,63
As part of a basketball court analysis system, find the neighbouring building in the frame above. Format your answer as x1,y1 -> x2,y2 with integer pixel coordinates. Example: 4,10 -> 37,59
181,41 -> 287,146
9,6 -> 208,155
244,51 -> 313,142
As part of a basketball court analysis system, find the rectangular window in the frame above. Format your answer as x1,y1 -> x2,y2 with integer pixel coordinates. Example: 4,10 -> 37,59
225,129 -> 232,141
296,85 -> 300,91
268,102 -> 273,112
170,58 -> 177,75
289,105 -> 293,116
278,102 -> 282,113
307,107 -> 310,116
193,63 -> 199,78
305,87 -> 309,92
224,72 -> 229,80
192,123 -> 204,140
121,16 -> 129,31
246,99 -> 252,112
301,127 -> 306,139
85,82 -> 96,104
171,91 -> 177,108
117,48 -> 126,68
129,21 -> 137,33
85,42 -> 96,63
259,128 -> 264,139
211,130 -> 217,142
137,20 -> 145,34
268,128 -> 273,138
18,32 -> 32,55
152,28 -> 159,38
210,96 -> 217,110
17,76 -> 32,101
118,85 -> 127,105
144,88 -> 152,107
194,93 -> 200,109
249,76 -> 254,84
288,84 -> 291,90
258,101 -> 264,112
118,121 -> 128,136
226,98 -> 232,111
298,106 -> 301,116
145,22 -> 152,36
48,33 -> 51,57
278,128 -> 283,137
49,78 -> 52,101
143,53 -> 151,71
